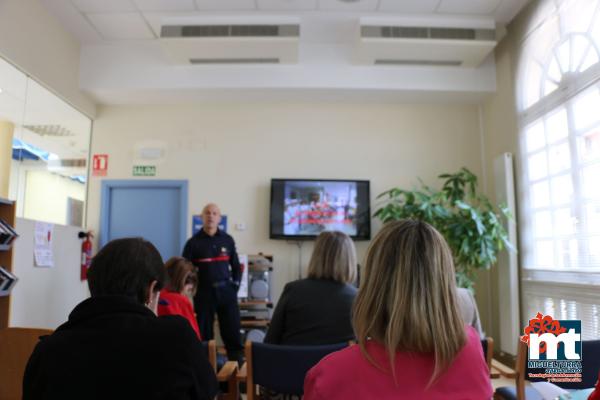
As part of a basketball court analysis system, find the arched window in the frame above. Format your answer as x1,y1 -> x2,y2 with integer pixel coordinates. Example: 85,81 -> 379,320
518,0 -> 600,339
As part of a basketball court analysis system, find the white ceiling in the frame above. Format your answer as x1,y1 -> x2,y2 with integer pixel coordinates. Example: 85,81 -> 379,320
39,0 -> 530,104
45,0 -> 527,43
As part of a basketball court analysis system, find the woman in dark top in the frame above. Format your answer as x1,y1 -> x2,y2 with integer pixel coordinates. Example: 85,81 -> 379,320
22,238 -> 218,400
265,231 -> 357,345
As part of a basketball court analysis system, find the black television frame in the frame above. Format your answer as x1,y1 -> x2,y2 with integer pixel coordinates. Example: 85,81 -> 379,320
269,178 -> 371,241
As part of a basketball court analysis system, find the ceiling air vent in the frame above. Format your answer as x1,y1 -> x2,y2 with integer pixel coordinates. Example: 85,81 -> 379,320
159,21 -> 300,64
357,19 -> 497,68
161,24 -> 299,38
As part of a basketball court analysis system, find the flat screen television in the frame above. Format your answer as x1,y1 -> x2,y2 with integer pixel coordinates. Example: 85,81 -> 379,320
270,179 -> 370,240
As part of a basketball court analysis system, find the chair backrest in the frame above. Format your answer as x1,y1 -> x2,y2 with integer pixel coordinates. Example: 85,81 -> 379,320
199,340 -> 218,373
0,327 -> 53,400
515,338 -> 600,396
246,340 -> 348,396
481,337 -> 494,371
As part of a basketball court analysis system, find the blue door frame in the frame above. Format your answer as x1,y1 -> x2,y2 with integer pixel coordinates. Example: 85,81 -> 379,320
100,180 -> 188,252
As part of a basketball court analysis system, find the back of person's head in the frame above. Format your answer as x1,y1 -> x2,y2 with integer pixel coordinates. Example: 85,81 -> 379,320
164,256 -> 198,295
353,219 -> 465,383
88,237 -> 167,304
307,231 -> 357,284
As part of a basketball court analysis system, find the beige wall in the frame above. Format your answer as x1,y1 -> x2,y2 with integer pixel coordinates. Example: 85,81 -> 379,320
477,0 -> 542,351
0,0 -> 95,117
23,170 -> 86,225
87,102 -> 484,302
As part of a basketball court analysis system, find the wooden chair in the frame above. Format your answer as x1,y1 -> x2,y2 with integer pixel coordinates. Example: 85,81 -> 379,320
201,340 -> 239,400
0,327 -> 53,400
481,337 -> 500,378
237,340 -> 348,400
494,339 -> 600,400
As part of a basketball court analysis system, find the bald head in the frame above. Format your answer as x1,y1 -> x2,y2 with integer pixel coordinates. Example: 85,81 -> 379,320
202,203 -> 221,236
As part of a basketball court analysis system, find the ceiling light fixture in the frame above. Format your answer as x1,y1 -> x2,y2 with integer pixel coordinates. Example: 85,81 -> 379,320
0,88 -> 3,94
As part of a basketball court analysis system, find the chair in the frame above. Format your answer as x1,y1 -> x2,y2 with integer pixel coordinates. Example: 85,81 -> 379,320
200,340 -> 239,400
238,340 -> 348,400
494,339 -> 600,400
0,327 -> 53,400
481,337 -> 494,373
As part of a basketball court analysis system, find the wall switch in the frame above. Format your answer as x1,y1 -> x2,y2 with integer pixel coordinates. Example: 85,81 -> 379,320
235,223 -> 246,231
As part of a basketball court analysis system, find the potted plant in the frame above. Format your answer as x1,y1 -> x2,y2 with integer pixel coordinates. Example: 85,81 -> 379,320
374,167 -> 513,289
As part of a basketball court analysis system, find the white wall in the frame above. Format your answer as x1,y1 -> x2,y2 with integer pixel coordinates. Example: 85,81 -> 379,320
0,0 -> 96,117
87,102 -> 484,302
10,218 -> 89,329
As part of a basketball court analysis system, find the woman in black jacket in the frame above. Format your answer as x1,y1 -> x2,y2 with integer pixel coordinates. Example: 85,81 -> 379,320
22,237 -> 218,400
265,231 -> 357,345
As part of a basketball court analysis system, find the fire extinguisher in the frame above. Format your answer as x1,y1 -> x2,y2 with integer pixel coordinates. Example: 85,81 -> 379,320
78,231 -> 93,281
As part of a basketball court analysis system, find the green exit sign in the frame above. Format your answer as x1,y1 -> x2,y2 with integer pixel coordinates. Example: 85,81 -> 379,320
133,165 -> 156,176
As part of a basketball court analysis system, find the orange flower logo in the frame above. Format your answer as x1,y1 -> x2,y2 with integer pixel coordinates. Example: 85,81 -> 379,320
521,312 -> 567,354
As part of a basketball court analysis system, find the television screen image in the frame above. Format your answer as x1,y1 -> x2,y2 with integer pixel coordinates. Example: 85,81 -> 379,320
270,179 -> 370,240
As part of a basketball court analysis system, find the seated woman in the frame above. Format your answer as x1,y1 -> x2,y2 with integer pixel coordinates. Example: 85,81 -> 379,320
158,256 -> 201,339
264,231 -> 357,345
23,238 -> 218,400
304,220 -> 492,400
456,286 -> 485,338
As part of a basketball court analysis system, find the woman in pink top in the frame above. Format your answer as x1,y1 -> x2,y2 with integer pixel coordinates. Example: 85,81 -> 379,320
304,220 -> 492,400
158,256 -> 202,339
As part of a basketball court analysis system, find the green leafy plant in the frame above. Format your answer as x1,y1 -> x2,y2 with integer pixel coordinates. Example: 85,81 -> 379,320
374,167 -> 513,289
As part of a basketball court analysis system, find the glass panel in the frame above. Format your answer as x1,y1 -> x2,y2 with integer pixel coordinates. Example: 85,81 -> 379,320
570,35 -> 589,72
561,0 -> 597,36
554,207 -> 576,235
526,120 -> 545,152
536,240 -> 555,267
528,151 -> 549,181
547,56 -> 562,82
531,180 -> 551,208
544,79 -> 559,96
578,128 -> 600,163
534,210 -> 553,237
557,237 -> 578,268
573,87 -> 600,131
556,40 -> 571,73
578,48 -> 599,72
546,108 -> 568,144
585,236 -> 600,267
548,142 -> 571,174
551,174 -> 573,205
582,162 -> 600,200
585,202 -> 600,234
13,76 -> 91,226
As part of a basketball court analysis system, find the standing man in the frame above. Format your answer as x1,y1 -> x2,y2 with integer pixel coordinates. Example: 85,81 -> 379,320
183,203 -> 243,363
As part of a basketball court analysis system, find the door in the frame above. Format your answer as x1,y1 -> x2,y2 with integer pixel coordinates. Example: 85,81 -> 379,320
100,180 -> 188,261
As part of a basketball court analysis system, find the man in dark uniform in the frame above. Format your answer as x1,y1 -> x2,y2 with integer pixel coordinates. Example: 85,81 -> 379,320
183,203 -> 243,363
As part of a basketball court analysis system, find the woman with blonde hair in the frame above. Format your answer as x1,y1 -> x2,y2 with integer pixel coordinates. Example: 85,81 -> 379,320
158,256 -> 201,339
264,230 -> 357,345
304,220 -> 492,399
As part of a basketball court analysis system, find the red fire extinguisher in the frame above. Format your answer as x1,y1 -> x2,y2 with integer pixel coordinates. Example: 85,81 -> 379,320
78,231 -> 93,281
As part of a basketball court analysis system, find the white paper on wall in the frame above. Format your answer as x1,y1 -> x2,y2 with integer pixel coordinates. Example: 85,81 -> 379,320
34,222 -> 54,267
237,254 -> 248,299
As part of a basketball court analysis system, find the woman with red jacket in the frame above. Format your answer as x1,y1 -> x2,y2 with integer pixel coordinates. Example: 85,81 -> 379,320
158,256 -> 201,339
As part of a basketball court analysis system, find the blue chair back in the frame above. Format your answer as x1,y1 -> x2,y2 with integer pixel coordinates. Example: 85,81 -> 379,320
557,339 -> 600,390
249,341 -> 348,395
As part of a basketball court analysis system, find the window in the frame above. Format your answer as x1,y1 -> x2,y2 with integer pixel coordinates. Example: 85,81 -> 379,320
0,56 -> 91,227
518,0 -> 600,339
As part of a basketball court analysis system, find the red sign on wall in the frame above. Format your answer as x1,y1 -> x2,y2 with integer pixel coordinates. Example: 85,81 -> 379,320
92,154 -> 108,176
